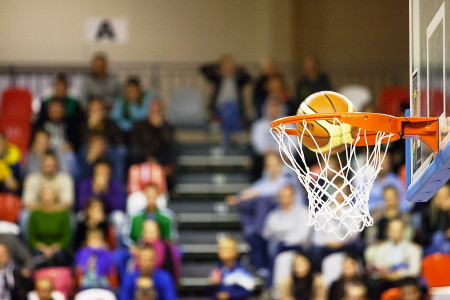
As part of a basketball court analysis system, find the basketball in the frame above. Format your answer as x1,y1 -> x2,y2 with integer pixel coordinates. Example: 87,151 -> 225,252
296,91 -> 357,154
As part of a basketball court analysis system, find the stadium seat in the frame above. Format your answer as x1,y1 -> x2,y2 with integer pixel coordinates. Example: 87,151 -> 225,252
34,267 -> 73,298
378,87 -> 409,117
380,287 -> 401,300
0,88 -> 32,121
0,118 -> 31,155
422,253 -> 450,288
74,288 -> 116,300
0,193 -> 21,223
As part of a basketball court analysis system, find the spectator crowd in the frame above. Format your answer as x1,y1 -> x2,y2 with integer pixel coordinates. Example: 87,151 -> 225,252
0,52 -> 448,300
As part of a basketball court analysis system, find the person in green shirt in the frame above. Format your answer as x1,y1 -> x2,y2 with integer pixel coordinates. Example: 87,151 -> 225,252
28,183 -> 72,268
129,184 -> 174,243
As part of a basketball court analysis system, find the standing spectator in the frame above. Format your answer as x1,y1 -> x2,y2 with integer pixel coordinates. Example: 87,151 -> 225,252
253,59 -> 280,118
263,186 -> 310,273
27,277 -> 66,300
119,247 -> 176,300
22,151 -> 74,210
250,98 -> 284,180
78,160 -> 126,212
81,53 -> 120,108
38,73 -> 84,125
35,99 -> 80,152
25,129 -> 78,178
0,132 -> 20,193
278,252 -> 326,300
28,184 -> 72,268
365,219 -> 422,299
365,186 -> 413,245
74,229 -> 118,290
111,76 -> 158,139
328,255 -> 365,300
200,54 -> 251,148
420,183 -> 450,253
295,55 -> 331,104
209,236 -> 255,300
130,100 -> 176,189
0,243 -> 33,300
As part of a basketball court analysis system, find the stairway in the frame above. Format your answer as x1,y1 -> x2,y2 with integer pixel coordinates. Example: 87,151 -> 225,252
170,130 -> 255,299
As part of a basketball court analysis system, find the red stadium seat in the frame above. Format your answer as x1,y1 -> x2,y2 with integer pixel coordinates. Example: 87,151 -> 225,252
0,118 -> 31,155
378,87 -> 409,117
34,267 -> 73,298
0,193 -> 21,223
380,287 -> 401,300
0,88 -> 32,121
422,253 -> 450,288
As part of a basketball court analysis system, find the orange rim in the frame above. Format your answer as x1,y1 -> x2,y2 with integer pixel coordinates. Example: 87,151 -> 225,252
271,112 -> 439,152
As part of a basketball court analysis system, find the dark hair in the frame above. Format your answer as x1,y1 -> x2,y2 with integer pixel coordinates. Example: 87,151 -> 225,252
291,252 -> 314,300
126,76 -> 141,87
93,159 -> 111,170
84,197 -> 104,211
55,73 -> 68,86
43,149 -> 57,159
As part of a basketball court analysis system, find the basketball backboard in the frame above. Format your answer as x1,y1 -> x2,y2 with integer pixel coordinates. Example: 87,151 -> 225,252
407,0 -> 450,202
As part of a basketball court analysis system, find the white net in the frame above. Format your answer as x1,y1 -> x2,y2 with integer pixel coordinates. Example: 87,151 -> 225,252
271,117 -> 395,240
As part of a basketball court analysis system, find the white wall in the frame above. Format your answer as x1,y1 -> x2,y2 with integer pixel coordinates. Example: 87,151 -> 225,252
0,0 -> 293,64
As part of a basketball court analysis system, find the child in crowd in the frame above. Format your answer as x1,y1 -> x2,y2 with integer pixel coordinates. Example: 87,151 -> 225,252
74,229 -> 118,291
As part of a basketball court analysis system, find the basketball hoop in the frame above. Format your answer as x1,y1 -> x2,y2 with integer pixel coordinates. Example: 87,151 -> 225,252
271,112 -> 438,239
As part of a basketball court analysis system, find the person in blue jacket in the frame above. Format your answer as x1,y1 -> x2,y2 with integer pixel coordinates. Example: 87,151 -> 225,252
119,246 -> 177,300
209,236 -> 255,300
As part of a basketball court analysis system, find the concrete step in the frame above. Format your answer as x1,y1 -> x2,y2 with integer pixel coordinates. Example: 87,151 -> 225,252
169,201 -> 237,214
177,230 -> 243,245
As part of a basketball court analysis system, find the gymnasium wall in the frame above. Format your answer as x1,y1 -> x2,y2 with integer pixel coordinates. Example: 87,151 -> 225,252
0,0 -> 294,64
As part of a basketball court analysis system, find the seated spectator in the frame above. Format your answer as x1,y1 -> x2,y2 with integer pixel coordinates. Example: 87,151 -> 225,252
0,132 -> 20,193
367,152 -> 407,212
111,76 -> 157,135
265,74 -> 294,115
365,186 -> 413,245
23,151 -> 74,210
342,281 -> 368,300
28,184 -> 72,268
81,52 -> 120,108
35,98 -> 80,152
127,159 -> 167,195
78,135 -> 112,181
250,98 -> 284,180
135,277 -> 157,300
209,236 -> 255,300
77,161 -> 126,235
79,99 -> 126,182
263,186 -> 310,273
119,246 -> 176,300
328,254 -> 366,300
278,252 -> 326,300
226,152 -> 301,271
365,219 -> 422,299
253,59 -> 280,118
130,100 -> 176,189
127,184 -> 177,245
74,229 -> 118,291
38,73 -> 84,125
420,183 -> 450,253
200,55 -> 250,148
399,277 -> 426,300
0,234 -> 34,277
75,198 -> 114,250
25,129 -> 78,178
27,277 -> 66,300
295,55 -> 331,105
0,243 -> 33,300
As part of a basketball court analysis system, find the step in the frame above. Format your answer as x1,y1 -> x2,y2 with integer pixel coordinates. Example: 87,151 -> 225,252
178,144 -> 252,156
176,182 -> 248,195
177,212 -> 240,225
178,154 -> 251,168
180,242 -> 250,259
177,230 -> 243,245
177,173 -> 251,184
169,201 -> 238,214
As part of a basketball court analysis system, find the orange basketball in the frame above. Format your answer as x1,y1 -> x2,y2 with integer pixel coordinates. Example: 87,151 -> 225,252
296,91 -> 357,154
